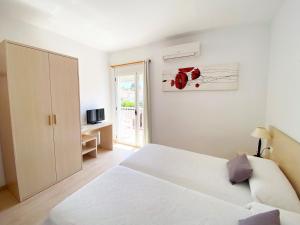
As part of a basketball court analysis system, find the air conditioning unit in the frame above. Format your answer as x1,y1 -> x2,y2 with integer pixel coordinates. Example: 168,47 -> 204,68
162,41 -> 200,60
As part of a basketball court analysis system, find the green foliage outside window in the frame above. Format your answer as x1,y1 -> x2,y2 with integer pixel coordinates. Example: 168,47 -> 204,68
121,100 -> 135,107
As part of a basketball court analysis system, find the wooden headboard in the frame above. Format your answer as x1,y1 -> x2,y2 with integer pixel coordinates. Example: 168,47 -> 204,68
268,126 -> 300,198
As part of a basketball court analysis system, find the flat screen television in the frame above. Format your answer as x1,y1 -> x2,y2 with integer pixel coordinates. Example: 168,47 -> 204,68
86,108 -> 105,124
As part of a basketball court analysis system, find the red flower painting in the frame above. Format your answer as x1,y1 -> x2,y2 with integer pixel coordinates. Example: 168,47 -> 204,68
162,63 -> 239,91
164,67 -> 201,90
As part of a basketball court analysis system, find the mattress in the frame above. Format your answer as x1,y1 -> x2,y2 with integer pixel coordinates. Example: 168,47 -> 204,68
121,144 -> 252,206
44,166 -> 251,225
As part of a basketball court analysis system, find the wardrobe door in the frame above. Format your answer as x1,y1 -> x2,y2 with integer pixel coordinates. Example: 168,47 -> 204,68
6,43 -> 57,200
49,53 -> 82,181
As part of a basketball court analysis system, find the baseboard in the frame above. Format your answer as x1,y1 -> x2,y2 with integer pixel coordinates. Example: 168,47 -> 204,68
0,185 -> 7,191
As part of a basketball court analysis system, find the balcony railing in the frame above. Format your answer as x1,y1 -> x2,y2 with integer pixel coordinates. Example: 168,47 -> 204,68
120,106 -> 144,129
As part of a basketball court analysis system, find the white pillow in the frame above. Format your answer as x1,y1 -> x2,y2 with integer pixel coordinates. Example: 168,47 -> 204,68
248,156 -> 300,213
246,202 -> 300,225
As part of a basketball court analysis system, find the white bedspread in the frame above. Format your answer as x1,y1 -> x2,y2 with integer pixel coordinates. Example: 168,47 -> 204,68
121,144 -> 252,206
44,166 -> 251,225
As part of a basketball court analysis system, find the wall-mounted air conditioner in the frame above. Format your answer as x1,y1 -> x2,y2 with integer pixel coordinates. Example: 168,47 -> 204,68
162,41 -> 200,60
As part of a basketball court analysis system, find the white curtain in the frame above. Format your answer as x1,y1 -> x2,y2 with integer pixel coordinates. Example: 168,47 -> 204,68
143,60 -> 151,144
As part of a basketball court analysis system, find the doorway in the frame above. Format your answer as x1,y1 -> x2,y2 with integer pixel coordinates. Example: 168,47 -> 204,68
114,64 -> 144,147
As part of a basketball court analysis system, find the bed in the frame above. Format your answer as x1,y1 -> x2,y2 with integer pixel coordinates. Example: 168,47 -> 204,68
44,166 -> 251,225
44,126 -> 300,224
121,126 -> 300,213
121,143 -> 252,206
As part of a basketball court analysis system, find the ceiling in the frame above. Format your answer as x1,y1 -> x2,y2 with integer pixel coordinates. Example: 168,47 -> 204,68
0,0 -> 283,52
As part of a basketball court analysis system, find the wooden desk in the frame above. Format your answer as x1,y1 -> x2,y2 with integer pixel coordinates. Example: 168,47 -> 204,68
81,122 -> 113,150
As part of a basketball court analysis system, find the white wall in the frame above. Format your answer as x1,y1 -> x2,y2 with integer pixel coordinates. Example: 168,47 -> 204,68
110,24 -> 270,159
266,0 -> 300,142
0,17 -> 111,186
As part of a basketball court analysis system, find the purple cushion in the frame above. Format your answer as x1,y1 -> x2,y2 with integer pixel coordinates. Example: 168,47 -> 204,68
227,154 -> 253,184
239,210 -> 280,225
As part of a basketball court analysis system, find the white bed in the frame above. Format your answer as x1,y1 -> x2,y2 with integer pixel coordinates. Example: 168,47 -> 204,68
44,166 -> 251,225
121,144 -> 252,206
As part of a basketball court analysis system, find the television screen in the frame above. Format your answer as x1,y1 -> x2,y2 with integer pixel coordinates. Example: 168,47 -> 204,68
87,108 -> 105,124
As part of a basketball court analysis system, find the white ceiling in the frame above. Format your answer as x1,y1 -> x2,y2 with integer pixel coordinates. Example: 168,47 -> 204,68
0,0 -> 283,52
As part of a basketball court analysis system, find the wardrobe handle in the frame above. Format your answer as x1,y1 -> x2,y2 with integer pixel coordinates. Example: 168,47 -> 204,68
48,115 -> 53,126
53,114 -> 57,125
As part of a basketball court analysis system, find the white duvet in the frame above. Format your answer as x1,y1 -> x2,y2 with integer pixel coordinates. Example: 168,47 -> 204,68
121,144 -> 252,206
44,166 -> 251,225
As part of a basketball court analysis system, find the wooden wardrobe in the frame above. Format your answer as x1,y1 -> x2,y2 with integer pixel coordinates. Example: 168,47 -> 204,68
0,40 -> 82,201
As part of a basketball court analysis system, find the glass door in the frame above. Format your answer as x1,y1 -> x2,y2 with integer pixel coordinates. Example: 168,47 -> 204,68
115,67 -> 144,147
